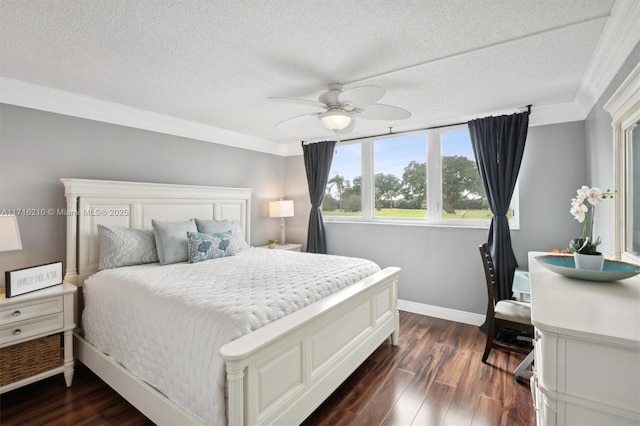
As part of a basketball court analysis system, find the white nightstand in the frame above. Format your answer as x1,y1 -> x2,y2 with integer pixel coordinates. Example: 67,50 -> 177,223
0,283 -> 76,393
259,243 -> 302,252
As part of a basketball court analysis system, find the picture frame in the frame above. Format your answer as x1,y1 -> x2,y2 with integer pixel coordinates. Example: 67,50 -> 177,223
5,261 -> 63,298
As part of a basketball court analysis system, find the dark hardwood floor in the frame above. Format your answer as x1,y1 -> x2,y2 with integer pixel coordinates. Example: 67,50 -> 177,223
0,312 -> 534,425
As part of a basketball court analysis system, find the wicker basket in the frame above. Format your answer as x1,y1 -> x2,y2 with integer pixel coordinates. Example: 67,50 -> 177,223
0,334 -> 62,386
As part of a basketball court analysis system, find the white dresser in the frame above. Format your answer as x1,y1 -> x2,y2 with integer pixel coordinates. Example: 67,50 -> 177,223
529,252 -> 640,425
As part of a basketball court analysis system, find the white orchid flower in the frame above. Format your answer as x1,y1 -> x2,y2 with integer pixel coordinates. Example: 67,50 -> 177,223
585,187 -> 602,205
576,185 -> 590,199
570,203 -> 587,222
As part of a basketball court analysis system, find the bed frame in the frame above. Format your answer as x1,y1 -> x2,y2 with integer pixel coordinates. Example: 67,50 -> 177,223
61,178 -> 400,425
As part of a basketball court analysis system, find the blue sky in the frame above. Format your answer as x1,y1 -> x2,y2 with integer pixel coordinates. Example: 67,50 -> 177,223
330,128 -> 474,183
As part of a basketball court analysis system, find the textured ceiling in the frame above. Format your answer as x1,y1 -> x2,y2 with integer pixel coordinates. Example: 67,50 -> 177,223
0,0 -> 618,146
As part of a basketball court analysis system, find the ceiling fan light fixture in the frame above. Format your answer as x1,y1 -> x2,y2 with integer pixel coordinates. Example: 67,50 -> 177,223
319,110 -> 352,131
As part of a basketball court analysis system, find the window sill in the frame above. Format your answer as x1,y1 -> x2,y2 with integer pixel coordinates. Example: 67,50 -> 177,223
323,217 -> 520,231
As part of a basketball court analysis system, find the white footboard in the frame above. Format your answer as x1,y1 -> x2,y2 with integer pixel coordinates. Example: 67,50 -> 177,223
220,266 -> 400,426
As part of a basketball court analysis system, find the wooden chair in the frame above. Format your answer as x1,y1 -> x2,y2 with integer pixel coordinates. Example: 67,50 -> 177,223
479,243 -> 533,364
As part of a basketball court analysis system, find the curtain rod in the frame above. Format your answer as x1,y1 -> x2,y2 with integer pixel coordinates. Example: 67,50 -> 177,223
302,105 -> 531,145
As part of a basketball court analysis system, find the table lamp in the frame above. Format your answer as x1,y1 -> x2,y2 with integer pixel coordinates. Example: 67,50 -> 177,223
269,199 -> 294,245
0,214 -> 22,252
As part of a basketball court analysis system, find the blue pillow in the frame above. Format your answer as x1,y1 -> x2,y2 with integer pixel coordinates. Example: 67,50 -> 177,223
187,231 -> 237,263
194,219 -> 250,250
152,219 -> 197,265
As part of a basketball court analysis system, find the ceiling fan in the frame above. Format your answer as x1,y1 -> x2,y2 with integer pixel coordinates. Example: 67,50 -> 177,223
270,83 -> 411,134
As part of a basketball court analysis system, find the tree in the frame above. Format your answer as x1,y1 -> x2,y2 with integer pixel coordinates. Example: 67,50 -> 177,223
342,194 -> 361,212
341,175 -> 361,199
327,174 -> 350,211
351,175 -> 362,195
374,173 -> 401,209
322,194 -> 339,211
400,161 -> 426,203
384,190 -> 395,209
441,155 -> 484,214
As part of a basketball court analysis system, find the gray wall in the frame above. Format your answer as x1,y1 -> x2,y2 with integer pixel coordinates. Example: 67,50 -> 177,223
585,42 -> 640,257
285,121 -> 587,315
0,104 -> 286,285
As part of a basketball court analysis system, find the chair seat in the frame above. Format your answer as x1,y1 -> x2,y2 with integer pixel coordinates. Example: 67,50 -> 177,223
495,300 -> 531,325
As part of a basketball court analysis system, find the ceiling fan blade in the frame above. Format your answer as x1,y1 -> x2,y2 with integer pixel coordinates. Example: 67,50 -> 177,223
339,85 -> 385,106
357,104 -> 411,120
275,112 -> 319,127
269,97 -> 326,109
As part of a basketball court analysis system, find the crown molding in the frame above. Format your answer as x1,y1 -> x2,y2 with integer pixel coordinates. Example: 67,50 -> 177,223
0,76 -> 597,158
603,62 -> 640,119
574,0 -> 640,114
282,143 -> 304,156
528,100 -> 588,127
0,77 -> 288,156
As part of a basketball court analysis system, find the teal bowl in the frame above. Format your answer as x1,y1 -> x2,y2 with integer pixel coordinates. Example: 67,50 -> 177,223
536,255 -> 640,282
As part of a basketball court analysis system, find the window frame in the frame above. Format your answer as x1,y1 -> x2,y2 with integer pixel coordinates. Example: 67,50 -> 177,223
324,126 -> 520,229
605,63 -> 640,264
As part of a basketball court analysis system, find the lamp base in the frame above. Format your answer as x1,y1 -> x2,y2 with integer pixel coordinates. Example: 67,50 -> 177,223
280,217 -> 286,245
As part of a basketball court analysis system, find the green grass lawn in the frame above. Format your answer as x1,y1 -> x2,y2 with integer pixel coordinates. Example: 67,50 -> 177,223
323,208 -> 494,219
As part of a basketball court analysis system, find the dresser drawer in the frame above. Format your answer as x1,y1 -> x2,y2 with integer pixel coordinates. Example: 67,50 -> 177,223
0,313 -> 64,346
0,297 -> 63,325
564,338 -> 640,413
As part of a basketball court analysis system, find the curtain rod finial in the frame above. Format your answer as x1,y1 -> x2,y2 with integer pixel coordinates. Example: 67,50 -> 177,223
517,104 -> 532,114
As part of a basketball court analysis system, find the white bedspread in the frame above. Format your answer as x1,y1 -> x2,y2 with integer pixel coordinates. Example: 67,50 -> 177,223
82,248 -> 380,425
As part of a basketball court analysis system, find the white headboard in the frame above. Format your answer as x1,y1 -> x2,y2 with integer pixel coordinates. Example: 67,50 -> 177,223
61,178 -> 253,286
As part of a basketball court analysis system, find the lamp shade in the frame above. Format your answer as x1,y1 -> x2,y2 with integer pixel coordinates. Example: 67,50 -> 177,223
0,215 -> 22,252
320,110 -> 352,131
269,200 -> 294,218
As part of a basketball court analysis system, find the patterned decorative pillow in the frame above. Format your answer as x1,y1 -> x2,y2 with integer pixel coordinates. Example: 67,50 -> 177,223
98,225 -> 159,270
187,231 -> 237,263
152,219 -> 198,265
194,219 -> 250,250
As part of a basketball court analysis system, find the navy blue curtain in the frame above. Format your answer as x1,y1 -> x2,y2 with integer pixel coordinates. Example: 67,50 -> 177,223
302,141 -> 336,254
468,112 -> 529,301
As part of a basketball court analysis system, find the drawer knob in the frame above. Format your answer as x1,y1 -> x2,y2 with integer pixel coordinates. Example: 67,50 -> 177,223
12,310 -> 21,317
13,329 -> 21,336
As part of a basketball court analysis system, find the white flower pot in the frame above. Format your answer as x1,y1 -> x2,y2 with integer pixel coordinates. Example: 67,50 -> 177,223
573,252 -> 604,271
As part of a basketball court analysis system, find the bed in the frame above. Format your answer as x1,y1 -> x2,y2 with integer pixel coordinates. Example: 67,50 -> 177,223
61,178 -> 400,425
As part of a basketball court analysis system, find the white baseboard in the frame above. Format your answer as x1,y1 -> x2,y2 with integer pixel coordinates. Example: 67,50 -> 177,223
398,299 -> 485,326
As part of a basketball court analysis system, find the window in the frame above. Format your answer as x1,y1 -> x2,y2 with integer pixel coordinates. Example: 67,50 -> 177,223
440,129 -> 491,224
617,118 -> 640,262
324,126 -> 518,228
373,134 -> 427,219
630,121 -> 640,257
324,143 -> 362,217
605,64 -> 640,264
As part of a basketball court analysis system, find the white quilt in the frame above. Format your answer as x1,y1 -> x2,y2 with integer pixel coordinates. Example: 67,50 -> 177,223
82,248 -> 380,425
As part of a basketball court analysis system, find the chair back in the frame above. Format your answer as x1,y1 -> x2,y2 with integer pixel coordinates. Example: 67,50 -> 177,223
479,243 -> 499,311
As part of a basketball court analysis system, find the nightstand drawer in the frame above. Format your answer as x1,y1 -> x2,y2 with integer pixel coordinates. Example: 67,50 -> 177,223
0,297 -> 63,325
0,313 -> 64,346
